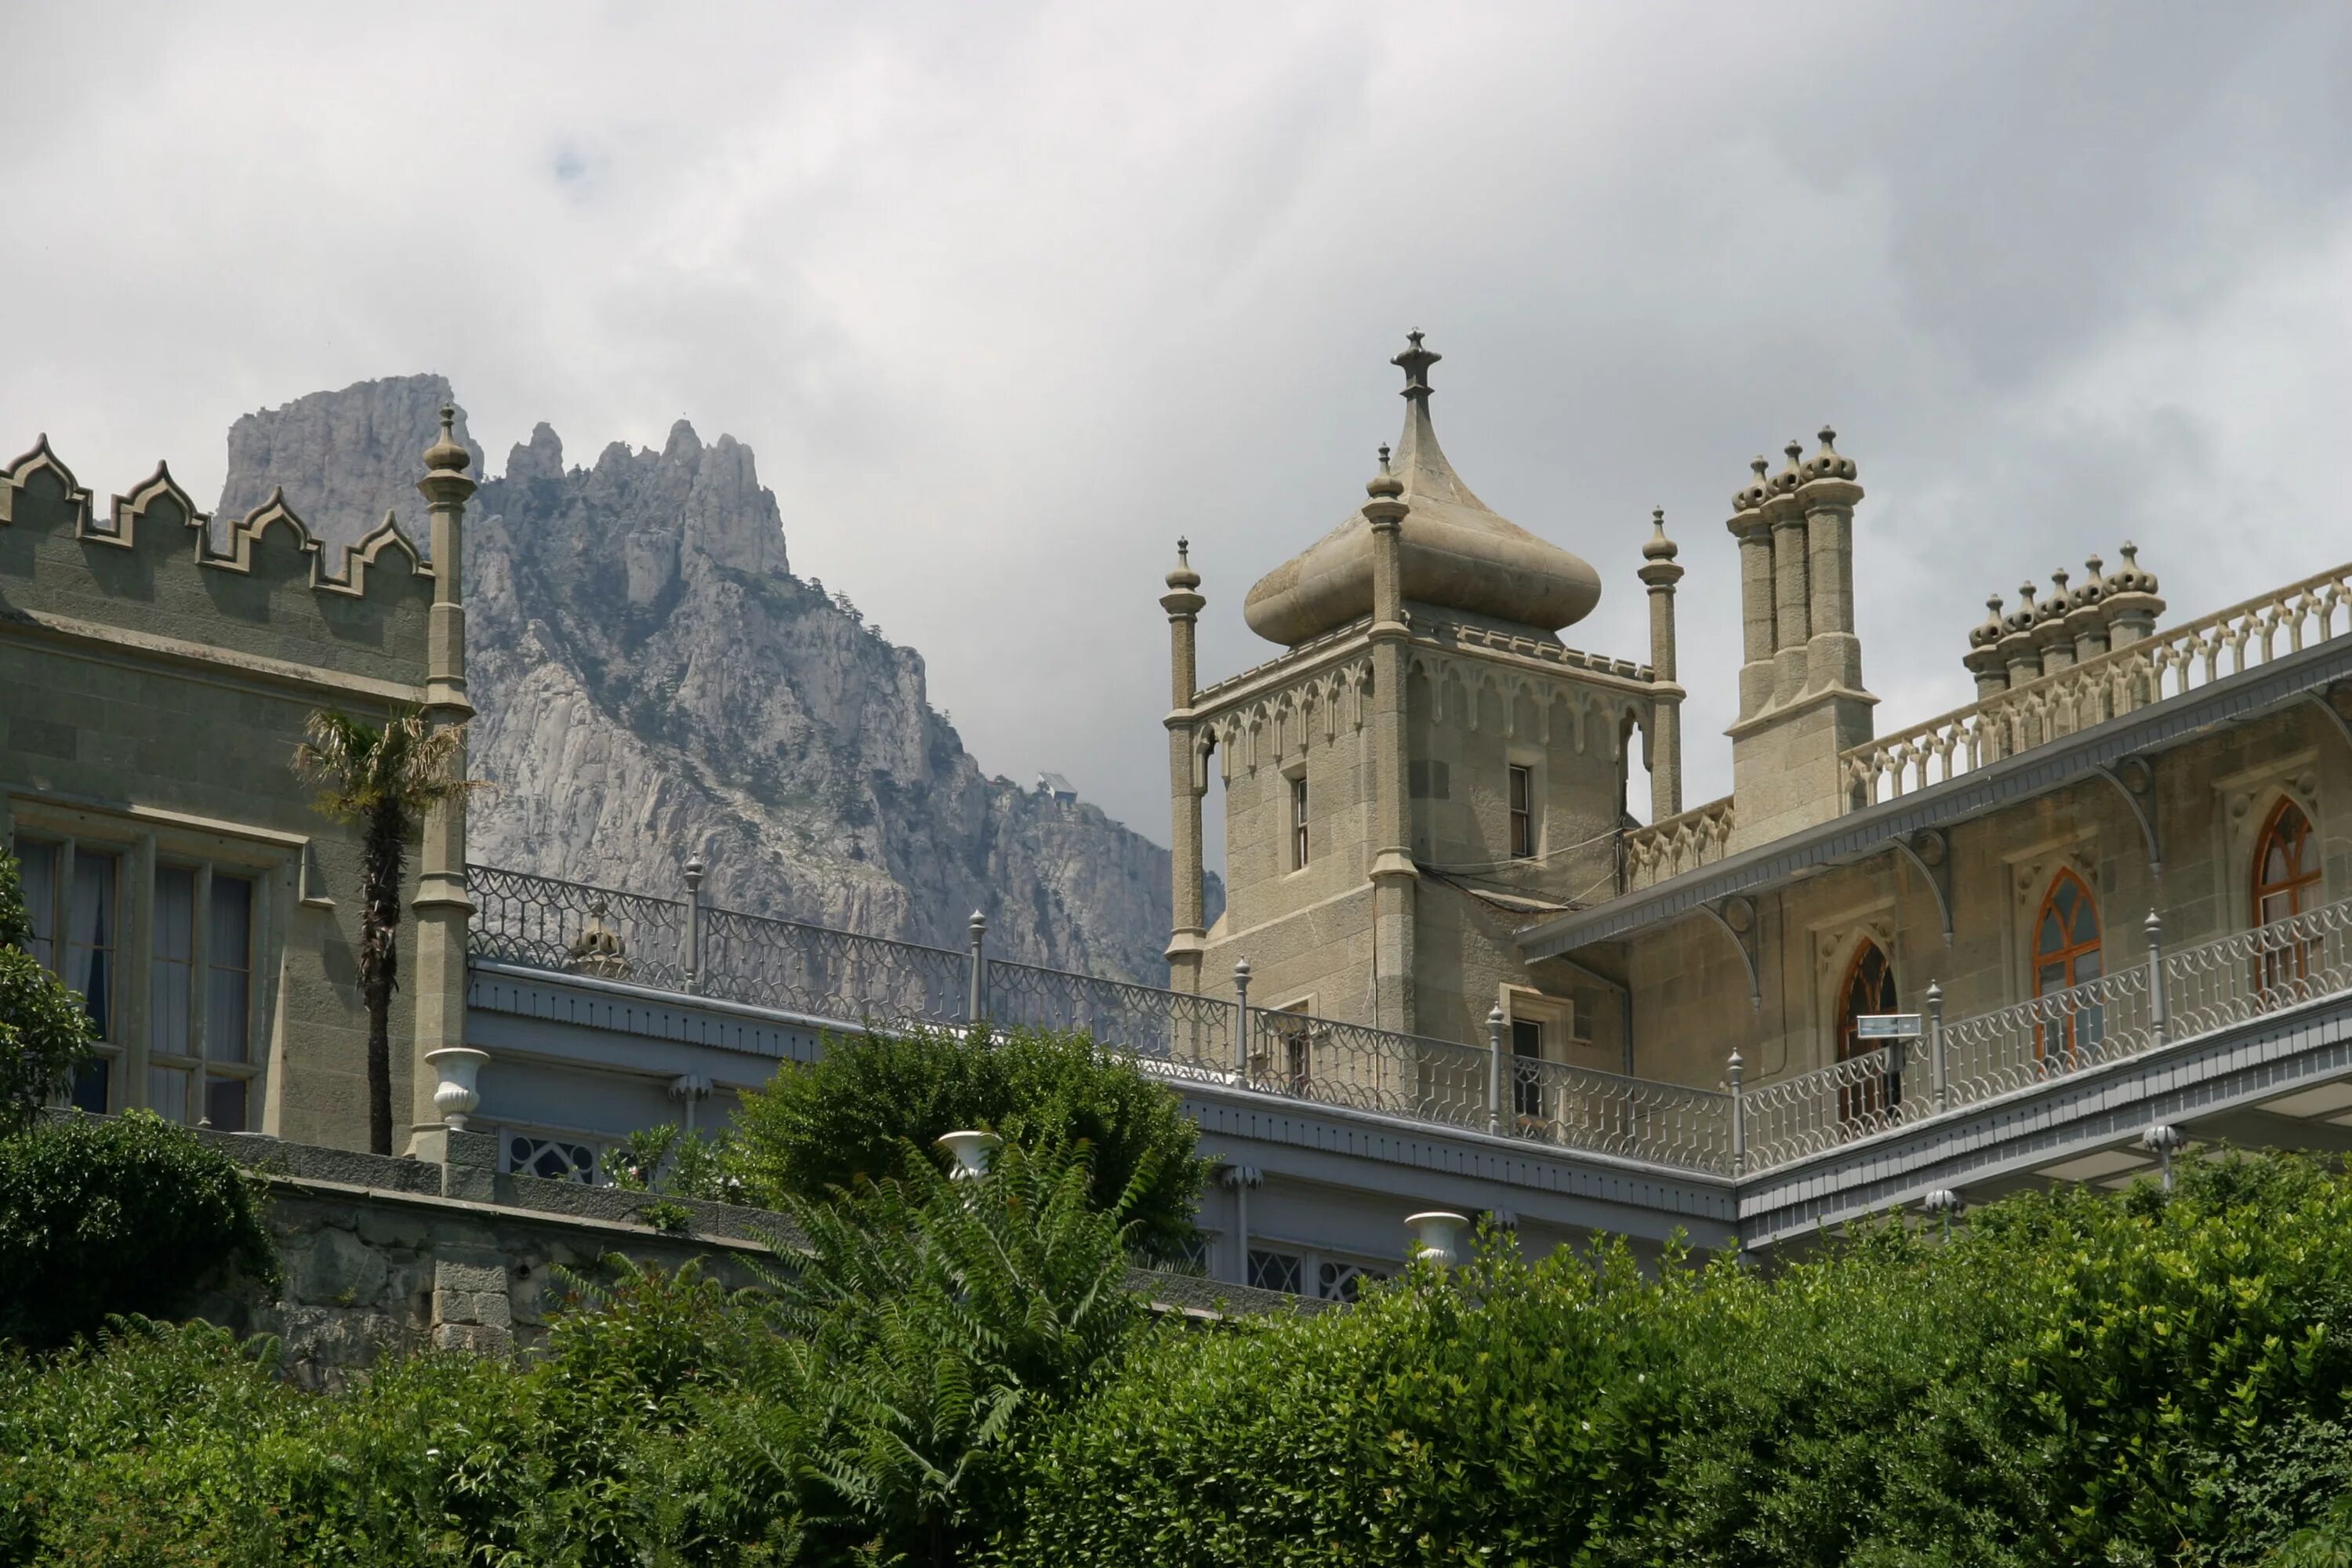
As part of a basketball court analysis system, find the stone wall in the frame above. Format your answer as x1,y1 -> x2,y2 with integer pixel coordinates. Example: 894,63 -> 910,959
198,1128 -> 1305,1386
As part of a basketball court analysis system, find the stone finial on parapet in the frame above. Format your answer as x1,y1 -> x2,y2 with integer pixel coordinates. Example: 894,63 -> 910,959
2102,543 -> 2164,646
1965,593 -> 2009,698
2033,569 -> 2078,673
2065,554 -> 2111,663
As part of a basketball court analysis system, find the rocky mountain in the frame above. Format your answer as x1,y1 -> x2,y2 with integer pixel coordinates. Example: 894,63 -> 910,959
217,375 -> 1216,982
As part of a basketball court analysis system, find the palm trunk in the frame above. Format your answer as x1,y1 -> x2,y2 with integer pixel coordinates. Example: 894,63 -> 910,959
360,800 -> 408,1156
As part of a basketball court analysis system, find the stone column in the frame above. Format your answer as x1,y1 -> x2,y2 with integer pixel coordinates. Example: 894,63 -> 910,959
1797,428 -> 1863,695
1965,595 -> 2009,699
1727,459 -> 1776,721
2100,543 -> 2165,648
1764,441 -> 1810,706
2065,555 -> 2111,665
2032,572 -> 2076,673
1998,581 -> 2044,688
1161,541 -> 1208,994
1639,508 -> 1685,820
407,408 -> 476,1156
1363,449 -> 1417,1036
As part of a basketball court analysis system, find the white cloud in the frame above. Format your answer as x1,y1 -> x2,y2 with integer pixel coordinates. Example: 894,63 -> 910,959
3,0 -> 2347,881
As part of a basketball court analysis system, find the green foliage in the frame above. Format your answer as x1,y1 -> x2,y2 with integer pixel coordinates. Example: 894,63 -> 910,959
1004,1152 -> 2352,1568
0,1112 -> 278,1350
721,1136 -> 1151,1563
292,705 -> 482,1156
730,1023 -> 1210,1262
608,1123 -> 747,1204
27,1148 -> 2352,1563
0,848 -> 94,1135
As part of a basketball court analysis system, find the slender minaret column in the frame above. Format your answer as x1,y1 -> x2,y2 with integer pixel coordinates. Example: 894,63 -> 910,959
1162,539 -> 1208,994
1363,441 -> 1418,1037
1639,507 -> 1685,820
407,406 -> 475,1154
1727,458 -> 1777,721
1798,426 -> 1863,693
1765,439 -> 1810,705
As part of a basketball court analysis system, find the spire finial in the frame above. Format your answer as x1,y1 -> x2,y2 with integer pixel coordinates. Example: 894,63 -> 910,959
1164,533 -> 1201,596
423,402 -> 470,474
1366,441 -> 1404,500
1392,330 -> 1441,401
1642,505 -> 1679,562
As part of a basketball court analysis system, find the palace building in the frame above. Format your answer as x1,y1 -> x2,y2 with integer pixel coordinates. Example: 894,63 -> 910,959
7,343 -> 2352,1302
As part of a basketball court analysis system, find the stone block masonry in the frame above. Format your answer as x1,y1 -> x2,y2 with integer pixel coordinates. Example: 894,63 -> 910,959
192,1126 -> 1308,1385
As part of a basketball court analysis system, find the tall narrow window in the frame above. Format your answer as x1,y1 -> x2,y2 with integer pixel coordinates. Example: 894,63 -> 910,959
1510,1017 -> 1544,1120
1290,773 -> 1309,869
2254,799 -> 2321,996
149,866 -> 198,1121
205,875 -> 255,1131
2033,870 -> 2103,1060
1508,765 -> 1535,859
1835,939 -> 1898,1123
64,851 -> 118,1044
12,838 -> 56,972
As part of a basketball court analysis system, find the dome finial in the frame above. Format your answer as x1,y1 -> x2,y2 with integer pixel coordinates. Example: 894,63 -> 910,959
423,402 -> 470,474
1165,535 -> 1200,593
1642,506 -> 1678,561
1392,330 -> 1441,402
1366,443 -> 1403,499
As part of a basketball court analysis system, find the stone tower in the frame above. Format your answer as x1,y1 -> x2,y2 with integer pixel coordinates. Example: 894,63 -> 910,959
1165,336 -> 1667,1057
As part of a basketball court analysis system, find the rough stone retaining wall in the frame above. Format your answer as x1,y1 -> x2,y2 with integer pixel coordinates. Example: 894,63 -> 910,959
194,1127 -> 1305,1385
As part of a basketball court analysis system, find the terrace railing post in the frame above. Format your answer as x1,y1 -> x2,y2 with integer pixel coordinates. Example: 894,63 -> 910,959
1729,1048 -> 1747,1178
1927,981 -> 1947,1113
1232,958 -> 1251,1080
967,912 -> 989,1026
1486,1004 -> 1506,1136
681,855 -> 706,995
2144,909 -> 2166,1047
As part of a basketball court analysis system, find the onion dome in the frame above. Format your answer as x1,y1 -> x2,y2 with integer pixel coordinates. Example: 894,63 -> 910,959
423,404 -> 470,474
2104,541 -> 2159,596
1642,506 -> 1678,562
1801,426 -> 1858,483
2036,569 -> 2071,623
1166,536 -> 1200,593
1969,593 -> 2006,651
1772,438 -> 1805,497
1242,333 -> 1602,646
1732,456 -> 1773,514
2002,582 -> 2041,637
2071,555 -> 2106,609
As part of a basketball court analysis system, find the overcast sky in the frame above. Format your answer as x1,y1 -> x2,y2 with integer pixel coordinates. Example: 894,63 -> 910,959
5,3 -> 2350,875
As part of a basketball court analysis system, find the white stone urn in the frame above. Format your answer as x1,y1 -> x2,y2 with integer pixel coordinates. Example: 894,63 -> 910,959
935,1129 -> 1000,1181
1405,1210 -> 1472,1268
425,1046 -> 490,1130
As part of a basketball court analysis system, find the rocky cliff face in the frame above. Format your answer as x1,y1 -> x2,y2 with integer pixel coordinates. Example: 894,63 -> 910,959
218,376 -> 1215,982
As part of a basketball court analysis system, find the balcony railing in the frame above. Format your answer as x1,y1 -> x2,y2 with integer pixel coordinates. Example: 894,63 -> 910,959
1621,796 -> 1737,893
466,865 -> 2352,1182
1842,560 -> 2352,808
1743,897 -> 2352,1172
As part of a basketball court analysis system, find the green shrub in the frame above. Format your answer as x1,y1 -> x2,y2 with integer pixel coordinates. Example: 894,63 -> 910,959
0,1113 -> 279,1349
731,1023 -> 1210,1262
0,848 -> 94,1135
1001,1152 -> 2352,1568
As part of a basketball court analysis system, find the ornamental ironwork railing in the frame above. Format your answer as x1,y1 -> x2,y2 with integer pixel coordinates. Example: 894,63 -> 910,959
1842,560 -> 2352,808
699,906 -> 969,1028
985,958 -> 1236,1080
1740,897 -> 2352,1173
467,863 -> 2352,1182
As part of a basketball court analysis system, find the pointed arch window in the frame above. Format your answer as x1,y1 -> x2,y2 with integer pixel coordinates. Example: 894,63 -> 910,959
2033,870 -> 2103,1061
1835,939 -> 1898,1123
2253,799 -> 2321,995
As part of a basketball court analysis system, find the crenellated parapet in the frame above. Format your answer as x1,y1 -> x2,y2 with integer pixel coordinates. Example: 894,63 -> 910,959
0,434 -> 434,693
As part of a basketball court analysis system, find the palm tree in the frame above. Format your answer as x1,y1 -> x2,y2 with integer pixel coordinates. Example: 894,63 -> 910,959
294,707 -> 479,1155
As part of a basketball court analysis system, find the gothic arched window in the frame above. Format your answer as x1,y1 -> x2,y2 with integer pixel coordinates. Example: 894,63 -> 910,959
2254,799 -> 2321,995
1835,939 -> 1898,1121
2033,870 -> 2103,1060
